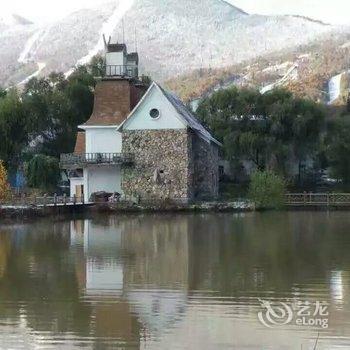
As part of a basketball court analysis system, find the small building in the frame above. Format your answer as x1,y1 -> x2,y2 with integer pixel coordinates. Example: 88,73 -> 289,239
60,42 -> 221,203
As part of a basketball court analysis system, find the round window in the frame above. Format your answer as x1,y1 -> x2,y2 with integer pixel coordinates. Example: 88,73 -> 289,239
150,108 -> 160,119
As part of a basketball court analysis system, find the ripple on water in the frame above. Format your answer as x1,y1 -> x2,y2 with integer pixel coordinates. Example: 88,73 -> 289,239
1,212 -> 350,349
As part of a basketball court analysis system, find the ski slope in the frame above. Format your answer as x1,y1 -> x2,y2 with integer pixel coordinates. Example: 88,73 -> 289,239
65,0 -> 134,77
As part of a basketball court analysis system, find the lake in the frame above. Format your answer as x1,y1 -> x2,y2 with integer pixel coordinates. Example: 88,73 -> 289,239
0,211 -> 350,349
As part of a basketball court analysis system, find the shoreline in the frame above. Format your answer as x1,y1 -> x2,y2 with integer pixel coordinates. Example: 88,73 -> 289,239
0,200 -> 254,222
3,200 -> 350,223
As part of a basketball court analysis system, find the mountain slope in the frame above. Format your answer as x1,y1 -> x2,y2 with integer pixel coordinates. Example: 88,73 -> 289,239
166,32 -> 350,107
121,0 -> 333,79
0,0 -> 339,86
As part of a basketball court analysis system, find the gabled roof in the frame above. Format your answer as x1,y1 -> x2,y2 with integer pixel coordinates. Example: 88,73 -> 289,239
118,82 -> 222,146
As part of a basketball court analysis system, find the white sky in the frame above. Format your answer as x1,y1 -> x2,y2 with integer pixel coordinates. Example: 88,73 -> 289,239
226,0 -> 350,25
0,0 -> 349,25
0,0 -> 112,22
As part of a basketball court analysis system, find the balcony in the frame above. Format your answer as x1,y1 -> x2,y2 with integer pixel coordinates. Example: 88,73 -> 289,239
60,153 -> 133,169
104,65 -> 138,78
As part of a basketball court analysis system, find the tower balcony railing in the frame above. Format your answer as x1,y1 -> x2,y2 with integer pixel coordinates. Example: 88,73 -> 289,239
60,153 -> 134,169
104,65 -> 138,78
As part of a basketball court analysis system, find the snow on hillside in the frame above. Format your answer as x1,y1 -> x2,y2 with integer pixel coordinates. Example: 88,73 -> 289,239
328,71 -> 350,105
260,64 -> 298,94
0,0 -> 342,86
65,0 -> 134,76
18,29 -> 47,64
328,73 -> 343,103
18,62 -> 46,86
167,31 -> 350,107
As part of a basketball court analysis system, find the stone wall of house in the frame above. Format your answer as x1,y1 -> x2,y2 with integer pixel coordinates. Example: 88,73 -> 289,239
192,135 -> 219,199
122,129 -> 192,201
121,129 -> 219,201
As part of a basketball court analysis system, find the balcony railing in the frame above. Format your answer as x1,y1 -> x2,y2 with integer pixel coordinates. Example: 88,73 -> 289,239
60,153 -> 133,169
105,65 -> 138,78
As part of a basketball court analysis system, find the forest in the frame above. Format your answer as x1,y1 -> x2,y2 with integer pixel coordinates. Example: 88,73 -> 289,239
1,58 -> 350,194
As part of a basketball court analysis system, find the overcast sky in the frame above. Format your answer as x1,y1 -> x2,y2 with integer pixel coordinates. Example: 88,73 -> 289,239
1,0 -> 349,25
227,0 -> 350,25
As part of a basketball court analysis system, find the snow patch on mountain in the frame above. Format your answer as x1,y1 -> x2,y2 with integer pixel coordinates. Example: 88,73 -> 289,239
18,62 -> 46,85
0,0 -> 344,86
327,71 -> 350,105
262,61 -> 294,73
261,64 -> 299,94
65,0 -> 134,77
0,13 -> 31,26
16,28 -> 50,86
340,41 -> 350,49
18,29 -> 46,63
328,73 -> 342,103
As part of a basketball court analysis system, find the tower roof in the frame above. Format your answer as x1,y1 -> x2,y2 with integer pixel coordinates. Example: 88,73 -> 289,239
127,52 -> 139,64
80,80 -> 148,127
106,43 -> 127,53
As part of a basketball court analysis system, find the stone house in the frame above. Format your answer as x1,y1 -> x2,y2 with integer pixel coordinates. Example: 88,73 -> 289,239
60,42 -> 221,203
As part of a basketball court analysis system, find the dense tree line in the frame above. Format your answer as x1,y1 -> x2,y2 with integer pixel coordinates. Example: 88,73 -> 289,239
0,64 -> 98,170
1,64 -> 350,192
0,60 -> 102,192
197,86 -> 350,186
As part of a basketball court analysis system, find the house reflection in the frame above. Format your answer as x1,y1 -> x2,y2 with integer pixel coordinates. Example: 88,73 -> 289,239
70,218 -> 141,348
70,219 -> 124,296
69,215 -> 190,338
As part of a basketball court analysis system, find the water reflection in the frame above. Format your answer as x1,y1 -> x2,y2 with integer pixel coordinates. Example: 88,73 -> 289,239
0,212 -> 350,349
71,220 -> 124,296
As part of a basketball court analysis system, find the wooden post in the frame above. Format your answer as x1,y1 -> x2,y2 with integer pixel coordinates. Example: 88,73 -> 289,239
54,193 -> 57,206
327,193 -> 330,207
63,194 -> 67,205
73,194 -> 76,205
303,191 -> 307,205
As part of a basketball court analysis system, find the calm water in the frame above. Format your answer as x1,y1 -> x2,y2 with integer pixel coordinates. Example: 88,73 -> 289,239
0,212 -> 350,349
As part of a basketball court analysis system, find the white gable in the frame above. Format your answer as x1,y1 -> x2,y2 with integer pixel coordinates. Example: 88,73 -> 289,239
121,84 -> 186,131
